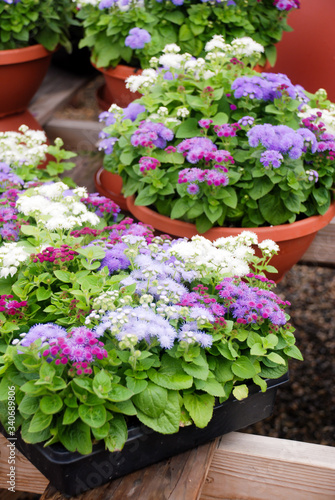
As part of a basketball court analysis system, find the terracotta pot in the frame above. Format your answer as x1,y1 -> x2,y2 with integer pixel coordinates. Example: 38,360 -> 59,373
126,195 -> 335,282
0,44 -> 53,118
269,0 -> 335,101
94,167 -> 128,211
0,109 -> 44,133
92,63 -> 142,108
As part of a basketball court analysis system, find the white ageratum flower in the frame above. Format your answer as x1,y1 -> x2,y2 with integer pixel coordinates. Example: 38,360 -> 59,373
171,235 -> 251,279
0,243 -> 30,278
258,239 -> 280,255
125,69 -> 158,93
158,53 -> 183,70
0,126 -> 48,168
205,35 -> 228,52
230,37 -> 264,58
16,182 -> 100,231
176,108 -> 190,118
157,107 -> 169,116
162,44 -> 181,54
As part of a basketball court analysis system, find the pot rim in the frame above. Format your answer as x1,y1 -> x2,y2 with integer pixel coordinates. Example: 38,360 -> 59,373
126,195 -> 335,242
91,61 -> 142,79
0,44 -> 53,65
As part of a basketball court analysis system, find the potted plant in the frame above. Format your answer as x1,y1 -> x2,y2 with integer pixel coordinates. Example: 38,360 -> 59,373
0,0 -> 75,124
97,36 -> 335,281
0,128 -> 302,495
75,0 -> 300,107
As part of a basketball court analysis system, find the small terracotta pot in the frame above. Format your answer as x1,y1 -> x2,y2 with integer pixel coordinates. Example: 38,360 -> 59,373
0,44 -> 53,118
92,63 -> 142,108
94,167 -> 128,211
126,195 -> 335,282
0,109 -> 44,133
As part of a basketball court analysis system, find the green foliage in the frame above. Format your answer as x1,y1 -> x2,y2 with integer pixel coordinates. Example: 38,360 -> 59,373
0,0 -> 76,51
76,0 -> 298,69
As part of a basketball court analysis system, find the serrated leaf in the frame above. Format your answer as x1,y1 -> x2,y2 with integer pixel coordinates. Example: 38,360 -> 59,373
283,345 -> 303,361
58,420 -> 92,455
28,409 -> 52,433
231,356 -> 257,378
132,382 -> 167,418
18,395 -> 40,415
266,352 -> 286,365
104,415 -> 128,451
62,406 -> 79,425
78,404 -> 107,428
232,384 -> 248,401
135,390 -> 180,434
183,392 -> 214,428
40,394 -> 63,415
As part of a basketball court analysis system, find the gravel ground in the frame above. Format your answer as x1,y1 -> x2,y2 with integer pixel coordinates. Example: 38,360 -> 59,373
55,71 -> 335,449
244,263 -> 335,447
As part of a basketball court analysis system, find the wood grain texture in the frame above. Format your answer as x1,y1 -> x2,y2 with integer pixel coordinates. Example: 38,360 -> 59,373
0,435 -> 48,494
200,432 -> 335,500
40,440 -> 218,500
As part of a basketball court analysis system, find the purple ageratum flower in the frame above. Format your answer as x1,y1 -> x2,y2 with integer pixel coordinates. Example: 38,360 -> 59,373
205,170 -> 229,187
214,123 -> 240,138
81,193 -> 120,220
123,102 -> 145,121
238,116 -> 255,127
232,73 -> 308,104
125,28 -> 151,50
306,169 -> 319,182
247,124 -> 317,159
139,156 -> 160,172
274,0 -> 300,11
98,0 -> 116,9
177,137 -> 217,164
0,162 -> 11,173
187,183 -> 200,195
171,0 -> 184,4
131,121 -> 174,149
178,322 -> 213,348
100,243 -> 131,273
20,323 -> 67,347
260,150 -> 284,169
198,119 -> 213,130
0,222 -> 19,242
98,137 -> 118,154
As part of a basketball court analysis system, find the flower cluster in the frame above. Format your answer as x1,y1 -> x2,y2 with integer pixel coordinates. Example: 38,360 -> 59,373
0,0 -> 74,51
81,192 -> 120,221
76,0 -> 299,69
0,295 -> 27,317
101,38 -> 335,230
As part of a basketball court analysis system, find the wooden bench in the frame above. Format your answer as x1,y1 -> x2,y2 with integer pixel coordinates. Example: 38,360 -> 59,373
1,432 -> 335,499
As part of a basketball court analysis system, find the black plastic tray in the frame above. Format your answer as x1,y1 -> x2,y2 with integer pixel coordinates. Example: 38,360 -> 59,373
2,373 -> 288,496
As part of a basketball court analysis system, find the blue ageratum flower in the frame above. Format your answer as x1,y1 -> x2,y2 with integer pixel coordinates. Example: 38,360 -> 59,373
125,28 -> 151,50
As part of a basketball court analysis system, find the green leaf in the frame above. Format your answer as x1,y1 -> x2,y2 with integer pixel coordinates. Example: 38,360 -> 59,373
259,194 -> 292,225
135,390 -> 180,434
214,358 -> 234,382
170,198 -> 190,219
266,352 -> 286,365
93,370 -> 112,397
148,356 -> 193,390
182,356 -> 209,381
232,384 -> 249,401
40,394 -> 63,415
18,395 -> 40,415
231,356 -> 257,379
36,287 -> 52,301
58,420 -> 92,455
62,406 -> 79,425
126,377 -> 148,395
28,409 -> 52,433
194,378 -> 226,397
183,392 -> 214,428
107,384 -> 133,402
104,415 -> 128,452
53,270 -> 73,283
175,118 -> 200,138
283,345 -> 303,361
21,419 -> 51,444
132,381 -> 167,418
134,188 -> 157,206
211,112 -> 228,125
249,177 -> 273,201
78,404 -> 107,428
92,421 -> 110,440
250,343 -> 267,356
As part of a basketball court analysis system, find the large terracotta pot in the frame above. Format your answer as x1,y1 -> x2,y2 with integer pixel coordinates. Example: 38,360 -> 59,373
0,44 -> 53,118
93,63 -> 142,108
269,0 -> 335,101
0,109 -> 45,133
94,167 -> 128,211
126,195 -> 335,282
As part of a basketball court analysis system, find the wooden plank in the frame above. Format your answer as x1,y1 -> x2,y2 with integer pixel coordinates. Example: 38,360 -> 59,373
44,118 -> 102,151
199,432 -> 335,500
0,434 -> 48,494
40,440 -> 218,500
28,66 -> 92,126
